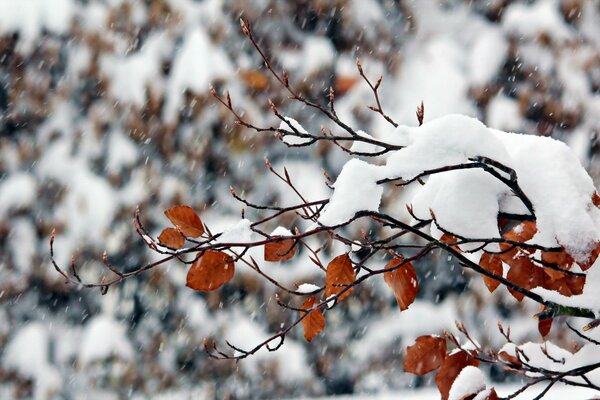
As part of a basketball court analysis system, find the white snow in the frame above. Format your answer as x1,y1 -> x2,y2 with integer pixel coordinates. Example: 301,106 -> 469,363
318,158 -> 383,226
0,172 -> 37,217
448,366 -> 486,400
297,283 -> 321,294
78,315 -> 134,366
278,117 -> 314,145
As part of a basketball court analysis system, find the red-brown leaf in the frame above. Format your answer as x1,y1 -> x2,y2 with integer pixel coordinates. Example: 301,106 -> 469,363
264,238 -> 297,262
538,317 -> 553,337
435,351 -> 480,400
593,191 -> 600,207
186,250 -> 234,291
505,257 -> 544,301
325,254 -> 356,302
479,253 -> 503,293
403,335 -> 447,375
383,258 -> 419,311
300,296 -> 325,342
576,241 -> 600,271
498,350 -> 522,367
499,221 -> 537,261
158,227 -> 185,249
165,205 -> 204,238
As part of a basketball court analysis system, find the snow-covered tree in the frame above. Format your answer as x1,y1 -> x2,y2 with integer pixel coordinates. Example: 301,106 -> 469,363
49,20 -> 600,399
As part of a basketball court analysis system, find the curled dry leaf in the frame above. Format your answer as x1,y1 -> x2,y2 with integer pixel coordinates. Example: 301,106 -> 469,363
479,253 -> 502,293
538,317 -> 553,337
403,335 -> 447,375
186,250 -> 235,291
383,258 -> 419,311
440,233 -> 462,253
435,351 -> 480,400
300,296 -> 325,342
264,238 -> 297,262
158,228 -> 185,249
325,254 -> 356,302
498,350 -> 522,368
164,205 -> 205,238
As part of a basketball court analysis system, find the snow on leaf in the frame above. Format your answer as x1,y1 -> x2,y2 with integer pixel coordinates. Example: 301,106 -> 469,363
383,258 -> 419,311
403,335 -> 447,375
164,205 -> 205,238
300,296 -> 325,342
435,351 -> 480,400
264,227 -> 297,263
448,365 -> 486,400
325,254 -> 356,302
186,250 -> 235,291
158,227 -> 185,250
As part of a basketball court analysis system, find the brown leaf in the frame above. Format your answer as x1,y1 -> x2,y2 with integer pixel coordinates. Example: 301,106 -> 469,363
158,228 -> 185,249
498,350 -> 522,368
593,191 -> 600,207
485,388 -> 499,400
264,238 -> 297,262
239,69 -> 270,91
565,273 -> 586,295
499,221 -> 537,261
541,249 -> 573,273
165,205 -> 204,238
435,351 -> 480,400
538,317 -> 553,337
335,76 -> 359,95
383,258 -> 419,311
404,335 -> 447,375
186,250 -> 234,291
440,233 -> 462,253
300,296 -> 325,342
576,241 -> 600,271
325,254 -> 356,302
506,257 -> 544,301
479,253 -> 503,293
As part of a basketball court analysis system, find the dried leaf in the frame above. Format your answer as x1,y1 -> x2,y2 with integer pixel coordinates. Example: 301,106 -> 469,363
593,191 -> 600,207
300,296 -> 325,342
435,351 -> 480,400
538,317 -> 553,337
576,241 -> 600,271
541,249 -> 573,273
499,221 -> 537,260
264,238 -> 297,262
505,257 -> 544,301
498,350 -> 522,368
165,205 -> 204,238
479,253 -> 502,293
186,250 -> 235,291
158,228 -> 185,249
440,233 -> 462,252
325,254 -> 356,302
239,69 -> 270,91
404,335 -> 447,375
383,258 -> 419,311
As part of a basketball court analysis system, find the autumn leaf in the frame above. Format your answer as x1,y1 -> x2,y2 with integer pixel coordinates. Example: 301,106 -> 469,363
440,233 -> 462,253
325,254 -> 356,302
158,228 -> 185,249
505,257 -> 544,301
186,250 -> 234,291
479,253 -> 503,293
538,317 -> 552,337
403,335 -> 447,375
576,241 -> 600,271
165,205 -> 204,238
435,351 -> 480,400
264,238 -> 297,262
300,296 -> 325,342
383,258 -> 419,311
541,249 -> 573,272
239,69 -> 270,91
499,221 -> 537,261
498,350 -> 521,367
593,191 -> 600,207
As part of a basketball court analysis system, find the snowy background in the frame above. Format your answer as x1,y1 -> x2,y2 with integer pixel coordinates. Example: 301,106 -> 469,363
2,0 -> 600,399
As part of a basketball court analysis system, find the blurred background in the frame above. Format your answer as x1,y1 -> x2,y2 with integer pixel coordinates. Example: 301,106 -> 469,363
1,0 -> 600,398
